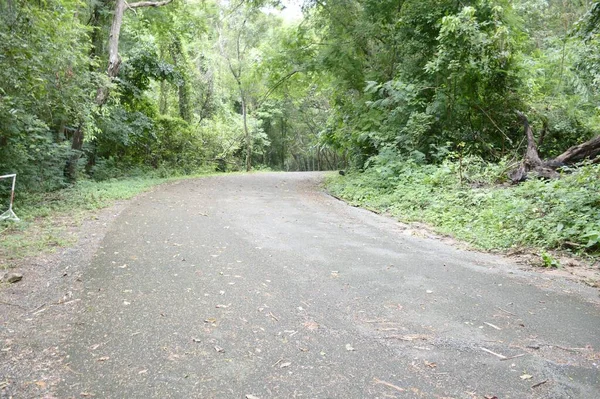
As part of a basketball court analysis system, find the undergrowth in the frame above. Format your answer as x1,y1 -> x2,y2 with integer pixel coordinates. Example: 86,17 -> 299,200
327,154 -> 600,261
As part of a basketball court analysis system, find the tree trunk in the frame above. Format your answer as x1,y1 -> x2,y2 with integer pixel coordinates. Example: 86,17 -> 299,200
169,36 -> 192,122
554,135 -> 600,164
66,127 -> 84,182
317,147 -> 321,171
509,111 -> 600,182
159,79 -> 168,114
96,0 -> 173,106
281,117 -> 286,169
240,88 -> 251,172
95,0 -> 126,105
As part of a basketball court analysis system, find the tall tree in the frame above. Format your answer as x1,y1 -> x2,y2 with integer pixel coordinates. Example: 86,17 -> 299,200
217,2 -> 270,171
96,0 -> 174,105
65,0 -> 175,181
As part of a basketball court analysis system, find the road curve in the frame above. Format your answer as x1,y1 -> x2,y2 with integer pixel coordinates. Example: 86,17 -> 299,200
60,172 -> 600,398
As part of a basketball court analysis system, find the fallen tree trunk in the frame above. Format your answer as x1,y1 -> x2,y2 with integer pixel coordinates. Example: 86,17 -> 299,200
509,111 -> 600,183
553,135 -> 600,165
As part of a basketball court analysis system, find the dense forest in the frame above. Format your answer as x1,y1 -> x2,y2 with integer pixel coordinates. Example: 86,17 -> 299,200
1,0 -> 599,255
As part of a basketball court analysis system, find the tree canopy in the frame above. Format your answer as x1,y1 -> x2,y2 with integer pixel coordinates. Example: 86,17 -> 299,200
1,0 -> 599,191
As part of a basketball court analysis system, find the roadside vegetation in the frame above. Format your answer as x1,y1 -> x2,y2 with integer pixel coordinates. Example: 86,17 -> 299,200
1,0 -> 600,266
0,175 -> 176,263
327,158 -> 600,263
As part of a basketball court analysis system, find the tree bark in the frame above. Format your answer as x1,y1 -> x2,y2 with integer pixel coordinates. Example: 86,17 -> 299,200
509,111 -> 600,182
95,0 -> 126,105
554,135 -> 600,164
281,117 -> 286,169
169,36 -> 192,122
128,0 -> 173,7
240,86 -> 252,172
159,79 -> 168,114
66,127 -> 84,182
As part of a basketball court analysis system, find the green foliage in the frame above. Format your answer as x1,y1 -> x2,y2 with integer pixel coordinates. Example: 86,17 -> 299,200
541,252 -> 560,268
117,44 -> 180,106
293,0 -> 600,167
327,159 -> 600,257
0,0 -> 95,190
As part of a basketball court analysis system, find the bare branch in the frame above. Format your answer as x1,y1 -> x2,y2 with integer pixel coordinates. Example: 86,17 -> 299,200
128,0 -> 173,9
257,70 -> 300,108
224,0 -> 246,19
124,1 -> 138,15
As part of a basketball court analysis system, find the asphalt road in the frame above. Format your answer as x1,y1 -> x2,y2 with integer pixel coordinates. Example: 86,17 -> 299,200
59,172 -> 600,398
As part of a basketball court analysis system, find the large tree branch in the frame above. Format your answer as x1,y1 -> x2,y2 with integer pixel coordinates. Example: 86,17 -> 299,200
554,135 -> 600,164
128,0 -> 173,9
257,70 -> 300,108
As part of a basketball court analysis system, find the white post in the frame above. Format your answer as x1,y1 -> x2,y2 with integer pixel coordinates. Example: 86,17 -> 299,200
0,174 -> 19,221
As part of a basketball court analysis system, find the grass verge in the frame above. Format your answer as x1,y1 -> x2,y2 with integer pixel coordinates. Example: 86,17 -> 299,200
326,158 -> 600,265
0,176 -> 187,266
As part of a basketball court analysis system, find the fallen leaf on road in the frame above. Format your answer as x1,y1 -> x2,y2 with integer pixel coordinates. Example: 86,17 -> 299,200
424,360 -> 437,368
272,358 -> 283,367
520,374 -> 533,380
303,320 -> 319,331
205,318 -> 217,323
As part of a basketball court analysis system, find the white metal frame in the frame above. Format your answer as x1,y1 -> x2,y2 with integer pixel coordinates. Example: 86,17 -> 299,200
0,174 -> 19,221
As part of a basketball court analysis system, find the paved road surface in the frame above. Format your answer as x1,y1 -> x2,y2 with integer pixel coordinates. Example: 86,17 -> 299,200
60,173 -> 600,398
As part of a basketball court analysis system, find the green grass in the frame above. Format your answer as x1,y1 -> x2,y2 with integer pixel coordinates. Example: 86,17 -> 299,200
326,158 -> 600,262
0,175 -> 190,265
